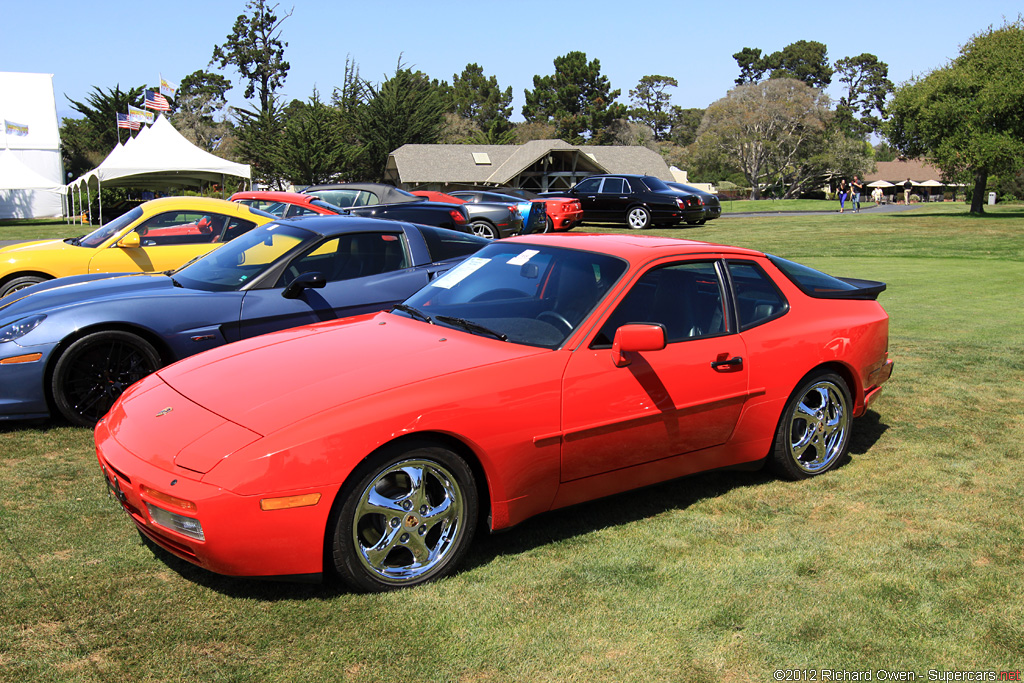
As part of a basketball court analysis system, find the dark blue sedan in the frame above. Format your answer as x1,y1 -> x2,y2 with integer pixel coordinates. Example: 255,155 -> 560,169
0,216 -> 488,426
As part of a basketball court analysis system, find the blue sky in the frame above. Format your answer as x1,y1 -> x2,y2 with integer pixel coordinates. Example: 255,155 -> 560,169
4,0 -> 1021,121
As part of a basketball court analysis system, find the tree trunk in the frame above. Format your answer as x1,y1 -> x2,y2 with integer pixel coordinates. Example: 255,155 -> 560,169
969,167 -> 988,214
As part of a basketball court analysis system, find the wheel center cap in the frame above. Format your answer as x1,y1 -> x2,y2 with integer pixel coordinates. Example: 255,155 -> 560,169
405,514 -> 419,528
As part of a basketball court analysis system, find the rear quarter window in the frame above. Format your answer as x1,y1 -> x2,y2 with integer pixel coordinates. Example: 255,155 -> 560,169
768,255 -> 886,300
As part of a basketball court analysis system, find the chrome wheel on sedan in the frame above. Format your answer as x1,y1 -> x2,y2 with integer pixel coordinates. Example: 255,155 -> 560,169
626,206 -> 651,229
470,220 -> 499,239
332,444 -> 477,591
772,372 -> 851,479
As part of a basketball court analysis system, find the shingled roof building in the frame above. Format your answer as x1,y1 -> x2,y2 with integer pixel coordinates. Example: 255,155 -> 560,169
384,140 -> 673,192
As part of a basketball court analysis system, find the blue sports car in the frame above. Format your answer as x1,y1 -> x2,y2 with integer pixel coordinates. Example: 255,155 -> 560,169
0,216 -> 488,426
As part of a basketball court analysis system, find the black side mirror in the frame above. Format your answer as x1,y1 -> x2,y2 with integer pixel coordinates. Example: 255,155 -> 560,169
282,272 -> 326,299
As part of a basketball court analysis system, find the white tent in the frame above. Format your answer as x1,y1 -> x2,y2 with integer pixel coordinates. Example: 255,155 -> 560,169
71,115 -> 250,222
0,72 -> 65,219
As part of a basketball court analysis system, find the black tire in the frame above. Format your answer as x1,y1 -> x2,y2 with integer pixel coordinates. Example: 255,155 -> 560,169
330,441 -> 478,592
0,275 -> 47,298
469,220 -> 498,239
51,331 -> 162,427
770,371 -> 852,480
543,216 -> 554,233
626,206 -> 651,229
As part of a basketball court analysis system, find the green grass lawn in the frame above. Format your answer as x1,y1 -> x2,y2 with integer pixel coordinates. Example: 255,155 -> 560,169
2,205 -> 1023,681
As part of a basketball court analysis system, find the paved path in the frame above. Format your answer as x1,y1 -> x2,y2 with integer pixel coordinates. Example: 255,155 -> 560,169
719,202 -> 921,218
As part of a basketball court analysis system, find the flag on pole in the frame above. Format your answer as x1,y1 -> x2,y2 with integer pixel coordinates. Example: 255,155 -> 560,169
145,90 -> 171,112
4,120 -> 29,136
128,105 -> 154,125
116,113 -> 140,131
160,75 -> 177,99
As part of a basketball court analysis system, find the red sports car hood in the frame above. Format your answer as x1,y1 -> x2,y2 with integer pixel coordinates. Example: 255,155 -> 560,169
156,312 -> 549,435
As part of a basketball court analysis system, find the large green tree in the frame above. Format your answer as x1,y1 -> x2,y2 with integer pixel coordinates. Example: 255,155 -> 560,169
275,90 -> 348,185
211,0 -> 291,116
887,19 -> 1024,214
694,79 -> 840,199
733,41 -> 833,89
172,70 -> 234,152
522,51 -> 627,144
352,65 -> 448,181
628,75 -> 678,141
834,54 -> 893,136
450,63 -> 513,141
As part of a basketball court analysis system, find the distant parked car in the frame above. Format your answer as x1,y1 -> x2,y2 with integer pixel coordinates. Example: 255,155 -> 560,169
448,190 -> 547,235
547,174 -> 704,229
666,183 -> 722,225
345,201 -> 472,233
478,187 -> 584,232
0,197 -> 274,298
230,190 -> 341,217
411,191 -> 523,239
302,183 -> 423,207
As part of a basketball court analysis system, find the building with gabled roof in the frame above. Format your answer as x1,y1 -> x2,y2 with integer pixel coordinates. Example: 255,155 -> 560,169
384,140 -> 673,192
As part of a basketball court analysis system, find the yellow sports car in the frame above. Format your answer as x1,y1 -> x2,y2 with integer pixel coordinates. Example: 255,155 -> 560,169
0,197 -> 275,297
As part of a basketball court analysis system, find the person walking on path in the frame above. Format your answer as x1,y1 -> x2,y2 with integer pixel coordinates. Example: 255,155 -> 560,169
838,179 -> 849,213
851,175 -> 864,212
903,178 -> 913,205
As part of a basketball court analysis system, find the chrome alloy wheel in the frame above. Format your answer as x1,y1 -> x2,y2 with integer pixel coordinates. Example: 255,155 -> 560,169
787,380 -> 850,474
352,458 -> 467,585
626,206 -> 650,229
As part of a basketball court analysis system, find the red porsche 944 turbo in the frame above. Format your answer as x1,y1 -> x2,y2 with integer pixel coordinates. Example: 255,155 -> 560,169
96,234 -> 894,591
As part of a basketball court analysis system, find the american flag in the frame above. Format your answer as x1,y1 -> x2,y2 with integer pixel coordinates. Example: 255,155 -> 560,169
116,113 -> 140,130
145,90 -> 171,112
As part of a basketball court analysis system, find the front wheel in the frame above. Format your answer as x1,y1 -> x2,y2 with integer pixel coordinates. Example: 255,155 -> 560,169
331,442 -> 478,592
51,331 -> 162,426
469,220 -> 498,239
771,371 -> 852,479
626,206 -> 651,229
0,275 -> 48,298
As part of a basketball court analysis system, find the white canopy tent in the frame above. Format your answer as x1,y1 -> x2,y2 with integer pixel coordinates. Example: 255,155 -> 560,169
0,72 -> 66,219
70,115 -> 250,223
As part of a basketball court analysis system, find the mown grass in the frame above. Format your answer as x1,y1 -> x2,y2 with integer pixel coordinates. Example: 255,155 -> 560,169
2,204 -> 1023,681
718,197 -> 880,213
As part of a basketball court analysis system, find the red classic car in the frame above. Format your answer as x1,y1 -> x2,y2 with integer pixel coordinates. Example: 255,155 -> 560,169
230,190 -> 341,217
96,234 -> 893,591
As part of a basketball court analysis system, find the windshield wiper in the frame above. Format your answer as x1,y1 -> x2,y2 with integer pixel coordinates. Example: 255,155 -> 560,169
168,275 -> 184,288
435,315 -> 507,341
392,303 -> 432,324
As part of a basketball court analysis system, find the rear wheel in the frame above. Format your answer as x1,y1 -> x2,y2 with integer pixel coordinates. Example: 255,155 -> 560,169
331,442 -> 478,592
771,371 -> 852,479
543,216 -> 554,233
626,206 -> 651,230
0,275 -> 47,298
51,331 -> 162,426
470,220 -> 498,239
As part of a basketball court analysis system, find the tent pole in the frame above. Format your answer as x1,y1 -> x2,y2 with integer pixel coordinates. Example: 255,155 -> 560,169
86,183 -> 92,225
98,180 -> 103,225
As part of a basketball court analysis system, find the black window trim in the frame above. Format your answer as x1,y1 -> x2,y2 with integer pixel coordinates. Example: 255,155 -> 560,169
722,258 -> 790,332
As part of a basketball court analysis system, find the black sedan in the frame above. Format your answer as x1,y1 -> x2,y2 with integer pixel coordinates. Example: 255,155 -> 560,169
547,174 -> 703,229
667,182 -> 722,225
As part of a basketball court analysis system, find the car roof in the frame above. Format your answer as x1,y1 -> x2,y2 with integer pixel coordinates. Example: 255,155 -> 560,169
230,190 -> 318,205
268,214 -> 425,239
504,233 -> 765,260
302,183 -> 420,202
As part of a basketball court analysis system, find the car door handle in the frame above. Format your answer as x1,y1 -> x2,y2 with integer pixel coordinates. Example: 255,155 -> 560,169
711,356 -> 743,369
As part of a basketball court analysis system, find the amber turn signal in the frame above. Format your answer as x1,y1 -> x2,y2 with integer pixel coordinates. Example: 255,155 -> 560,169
260,493 -> 322,511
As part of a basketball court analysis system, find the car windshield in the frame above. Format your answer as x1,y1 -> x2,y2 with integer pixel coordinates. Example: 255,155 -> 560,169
397,242 -> 628,348
77,207 -> 144,248
172,223 -> 316,292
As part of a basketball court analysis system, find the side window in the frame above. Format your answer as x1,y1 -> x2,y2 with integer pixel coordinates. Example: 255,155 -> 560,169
278,233 -> 410,286
419,225 -> 486,262
592,261 -> 727,348
574,177 -> 602,193
136,211 -> 225,245
286,205 -> 317,217
223,218 -> 258,242
727,261 -> 788,330
601,178 -> 626,194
